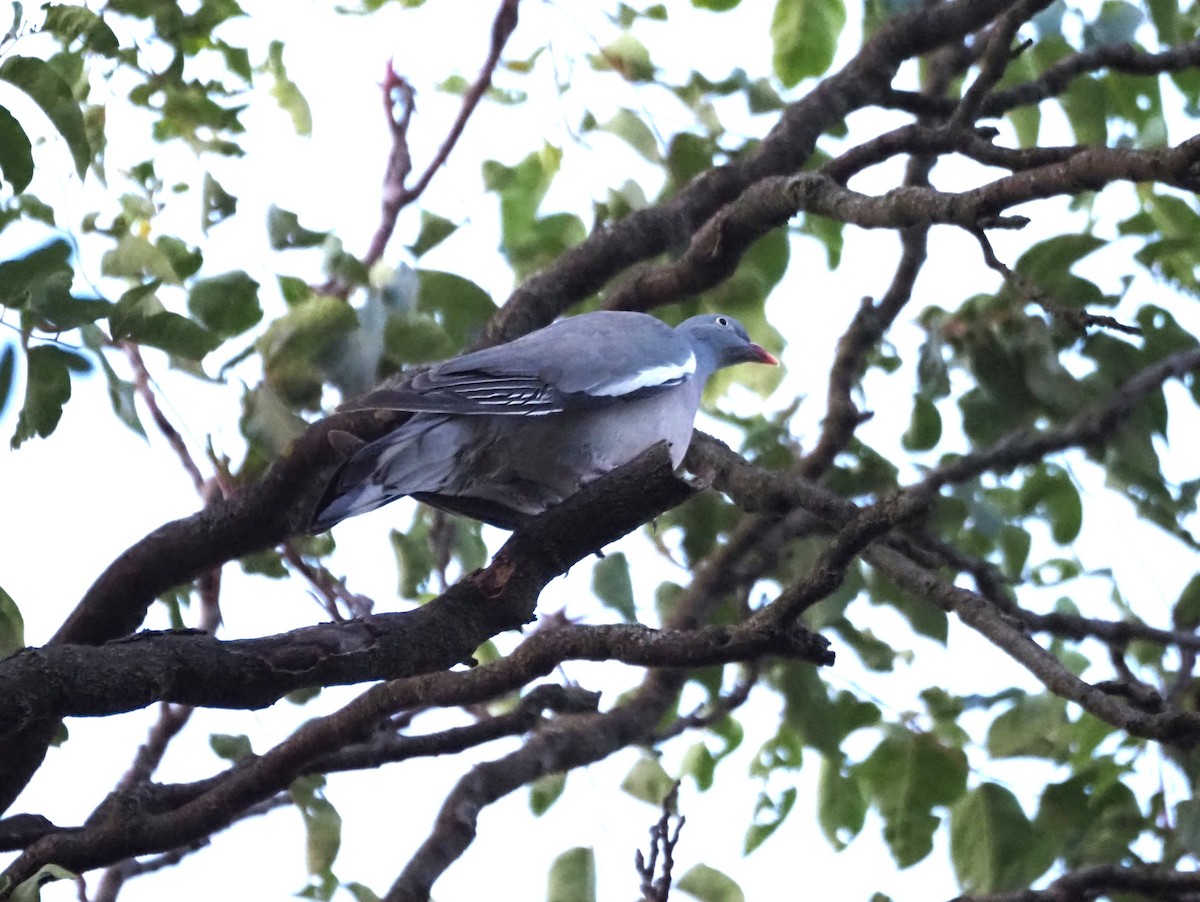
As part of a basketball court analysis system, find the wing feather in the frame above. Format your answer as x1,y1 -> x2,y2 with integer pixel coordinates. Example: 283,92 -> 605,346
342,311 -> 696,417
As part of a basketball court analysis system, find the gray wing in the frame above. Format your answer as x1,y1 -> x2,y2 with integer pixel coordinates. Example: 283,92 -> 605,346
343,311 -> 697,417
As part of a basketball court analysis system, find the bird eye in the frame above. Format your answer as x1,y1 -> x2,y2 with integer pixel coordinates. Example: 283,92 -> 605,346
716,316 -> 729,327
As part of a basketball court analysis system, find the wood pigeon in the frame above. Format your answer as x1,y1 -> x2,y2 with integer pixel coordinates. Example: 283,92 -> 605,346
310,311 -> 778,531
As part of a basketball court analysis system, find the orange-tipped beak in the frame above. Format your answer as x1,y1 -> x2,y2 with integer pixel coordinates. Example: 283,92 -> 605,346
751,343 -> 780,365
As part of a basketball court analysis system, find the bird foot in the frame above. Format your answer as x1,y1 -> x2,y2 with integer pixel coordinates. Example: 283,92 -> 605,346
685,463 -> 716,492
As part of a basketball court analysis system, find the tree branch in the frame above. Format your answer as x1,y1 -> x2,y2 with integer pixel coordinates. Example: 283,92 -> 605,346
948,860 -> 1200,901
485,0 -> 1022,342
604,138 -> 1200,312
360,0 -> 520,271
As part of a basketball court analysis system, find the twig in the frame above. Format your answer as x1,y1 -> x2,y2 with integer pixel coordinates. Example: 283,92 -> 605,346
949,0 -> 1050,129
381,473 -> 815,901
636,781 -> 684,902
280,542 -> 373,621
89,796 -> 289,902
879,36 -> 1200,120
972,227 -> 1142,335
121,342 -> 205,494
652,665 -> 759,743
359,0 -> 520,271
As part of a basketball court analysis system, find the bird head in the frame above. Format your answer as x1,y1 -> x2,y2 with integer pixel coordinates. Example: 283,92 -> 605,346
677,313 -> 780,370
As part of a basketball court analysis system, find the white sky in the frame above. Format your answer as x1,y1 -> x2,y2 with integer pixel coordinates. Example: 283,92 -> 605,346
1,0 -> 1198,900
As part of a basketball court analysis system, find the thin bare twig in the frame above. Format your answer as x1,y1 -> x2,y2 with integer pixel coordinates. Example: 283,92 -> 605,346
972,227 -> 1142,335
121,342 -> 205,494
360,0 -> 520,271
636,782 -> 684,902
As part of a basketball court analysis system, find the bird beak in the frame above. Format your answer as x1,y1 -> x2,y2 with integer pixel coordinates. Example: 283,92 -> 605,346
749,343 -> 779,366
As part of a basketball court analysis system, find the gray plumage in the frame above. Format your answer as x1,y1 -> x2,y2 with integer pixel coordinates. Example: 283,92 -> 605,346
310,310 -> 777,531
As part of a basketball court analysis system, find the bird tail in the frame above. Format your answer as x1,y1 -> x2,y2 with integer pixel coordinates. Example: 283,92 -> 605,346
309,416 -> 466,531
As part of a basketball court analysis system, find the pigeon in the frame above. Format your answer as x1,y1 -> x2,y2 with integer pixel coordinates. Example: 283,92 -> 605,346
310,310 -> 778,531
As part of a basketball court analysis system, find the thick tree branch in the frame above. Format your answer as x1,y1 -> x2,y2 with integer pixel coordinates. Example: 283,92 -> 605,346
868,544 -> 1200,744
683,346 -> 1200,741
605,138 -> 1200,312
2,616 -> 828,885
1,448 -> 691,729
486,0 -> 1022,342
383,459 -> 825,899
385,671 -> 685,902
308,684 -> 601,774
948,863 -> 1200,902
0,444 -> 689,815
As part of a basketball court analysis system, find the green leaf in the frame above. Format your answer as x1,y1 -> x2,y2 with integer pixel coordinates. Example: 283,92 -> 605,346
209,733 -> 253,761
0,239 -> 72,307
529,772 -> 566,817
798,214 -> 843,268
986,694 -> 1071,760
856,731 -> 968,867
1035,773 -> 1143,867
0,584 -> 24,657
547,847 -> 596,902
620,755 -> 675,806
1173,574 -> 1200,630
121,310 -> 222,360
776,663 -> 880,754
290,776 -> 342,879
384,312 -> 455,365
817,755 -> 866,850
278,275 -> 313,306
240,383 -> 306,457
951,784 -> 1054,893
11,345 -> 90,448
901,394 -> 941,451
408,211 -> 458,258
239,548 -> 288,579
1059,76 -> 1107,146
390,523 -> 435,598
1175,798 -> 1200,856
681,741 -> 717,791
0,343 -> 14,418
1007,103 -> 1040,149
415,270 -> 497,346
744,786 -> 796,853
42,5 -> 120,55
267,204 -> 328,250
692,0 -> 742,8
1085,0 -> 1143,46
998,525 -> 1031,580
101,236 -> 181,283
188,270 -> 262,336
1145,0 -> 1176,41
771,0 -> 846,87
343,883 -> 381,902
80,325 -> 144,437
264,40 -> 312,136
257,294 -> 358,407
591,108 -> 661,161
10,864 -> 76,902
0,56 -> 89,177
676,864 -> 745,902
592,552 -> 636,621
1016,233 -> 1106,286
590,33 -> 654,81
202,172 -> 237,232
0,104 -> 33,192
1020,466 -> 1082,544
